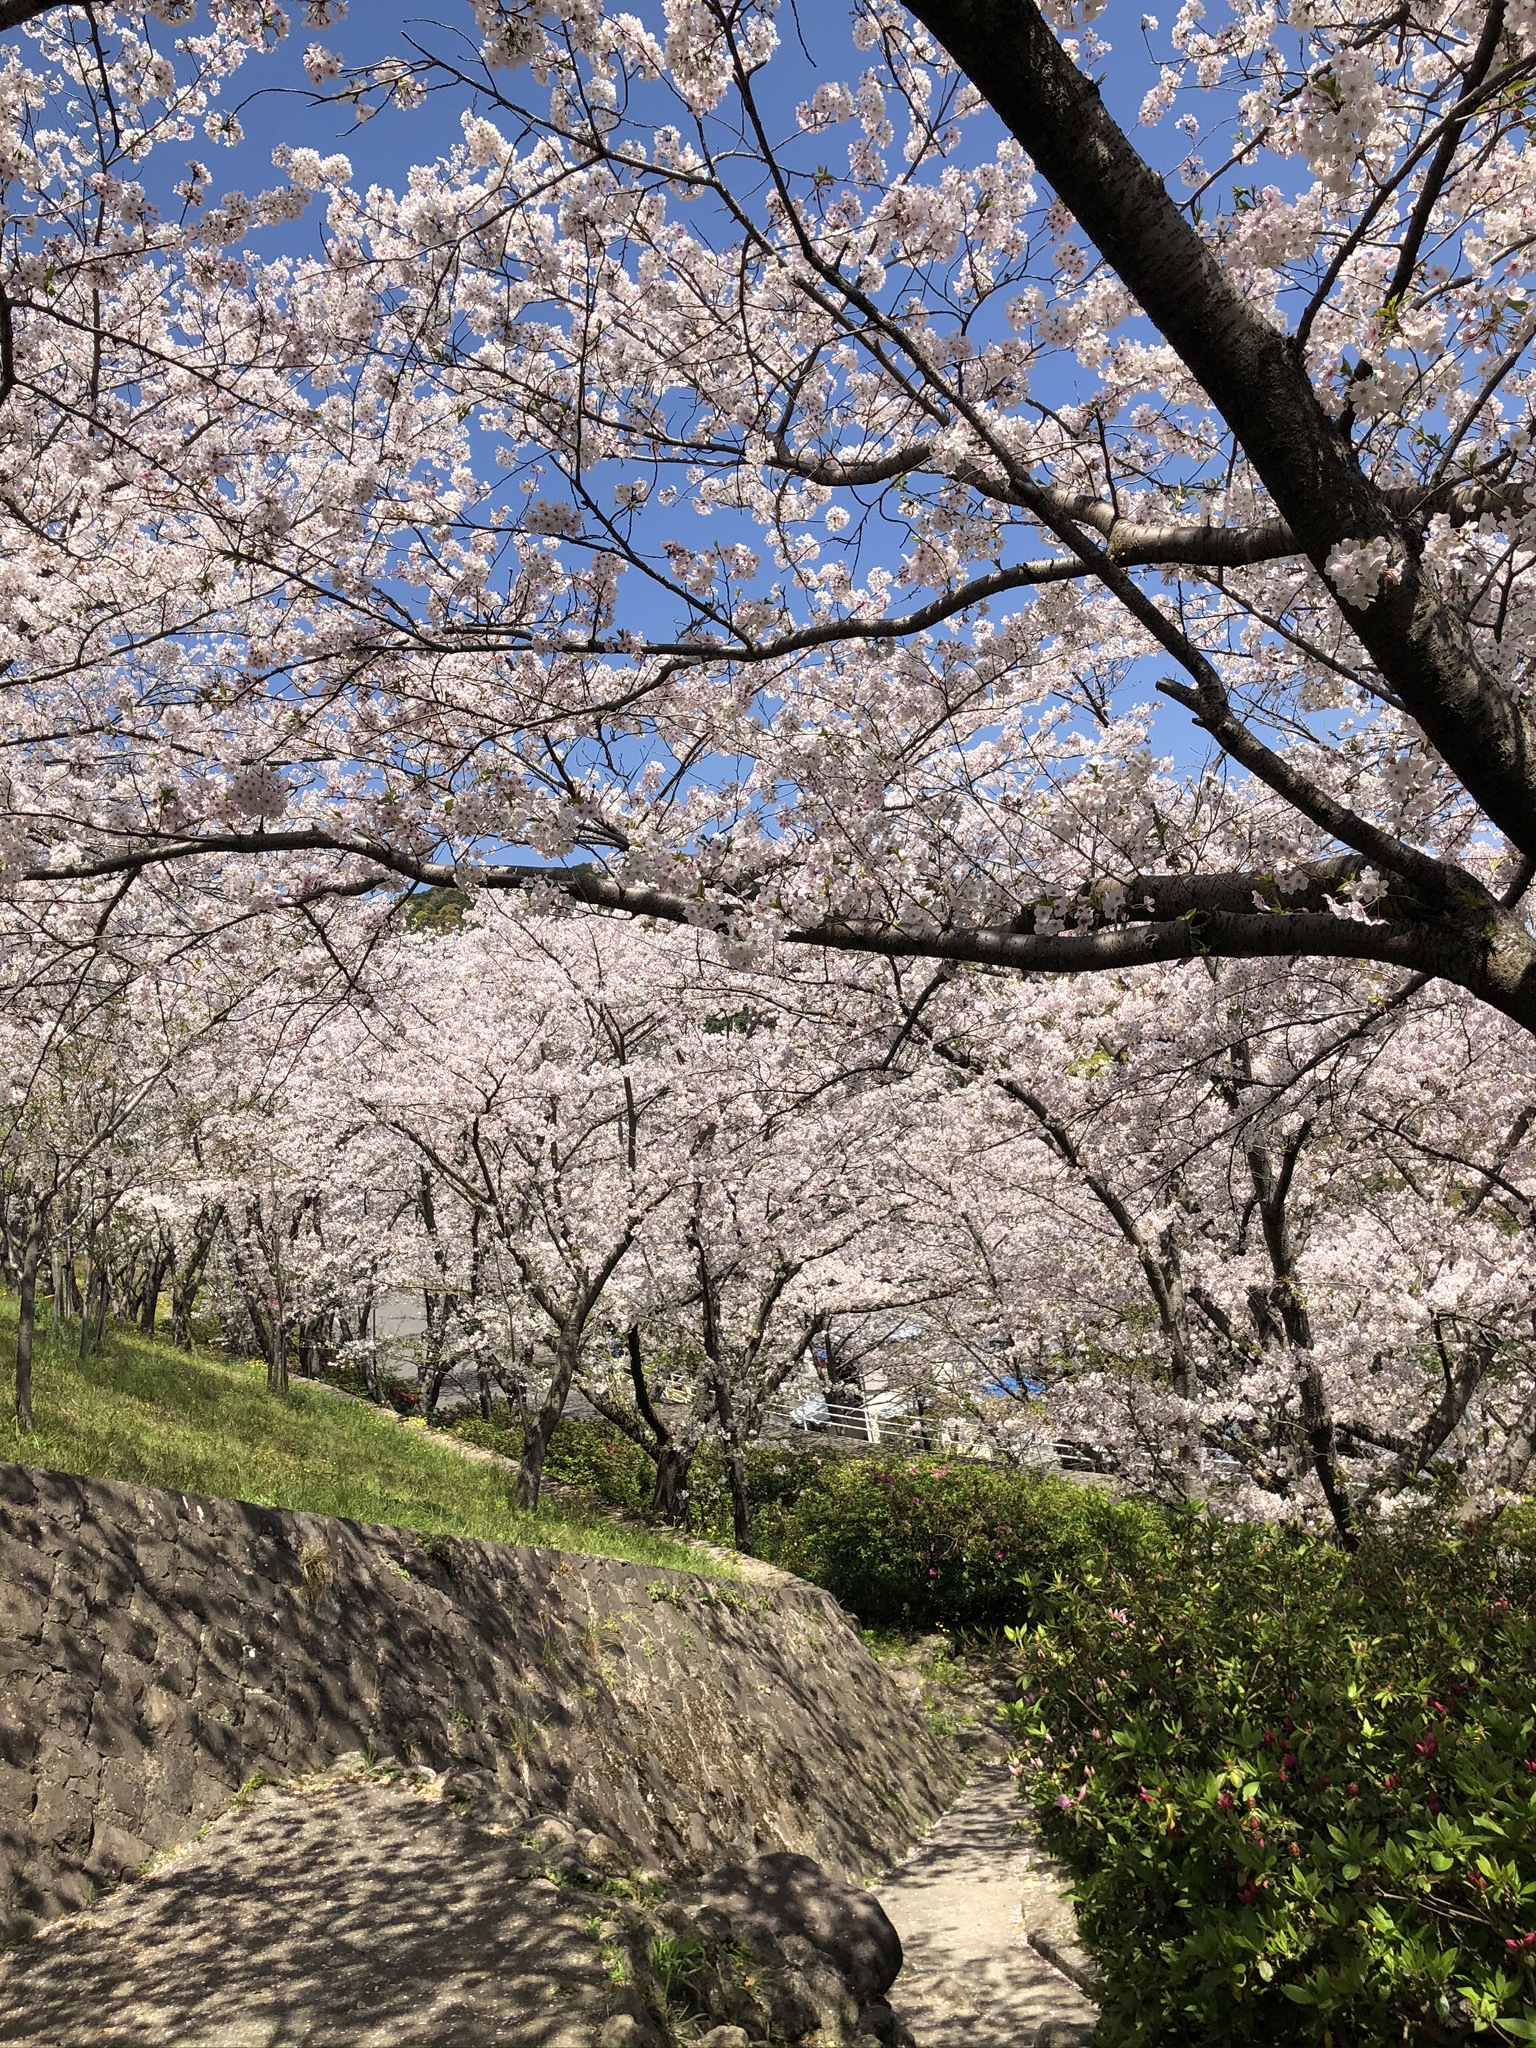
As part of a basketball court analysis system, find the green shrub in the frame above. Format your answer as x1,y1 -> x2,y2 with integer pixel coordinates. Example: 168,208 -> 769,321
451,1413 -> 845,1540
758,1454 -> 1148,1627
687,1439 -> 843,1544
1008,1509 -> 1536,2045
450,1411 -> 655,1516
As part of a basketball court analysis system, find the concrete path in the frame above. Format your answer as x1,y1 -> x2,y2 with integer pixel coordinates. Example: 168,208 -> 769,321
874,1760 -> 1099,2048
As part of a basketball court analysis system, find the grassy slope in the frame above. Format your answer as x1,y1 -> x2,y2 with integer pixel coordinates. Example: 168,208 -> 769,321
0,1300 -> 711,1573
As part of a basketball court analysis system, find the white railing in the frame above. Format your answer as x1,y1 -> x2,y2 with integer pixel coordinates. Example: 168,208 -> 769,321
758,1401 -> 1112,1473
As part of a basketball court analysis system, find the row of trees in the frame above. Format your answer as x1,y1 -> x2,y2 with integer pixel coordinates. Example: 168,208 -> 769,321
0,0 -> 1534,1552
5,892 -> 1536,1549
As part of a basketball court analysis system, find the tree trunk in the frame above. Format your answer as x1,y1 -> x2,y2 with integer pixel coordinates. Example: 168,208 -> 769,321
77,1262 -> 96,1364
58,1252 -> 82,1321
170,1205 -> 221,1348
515,1326 -> 580,1510
15,1210 -> 45,1431
169,1276 -> 197,1349
722,1437 -> 753,1554
360,1331 -> 383,1403
139,1243 -> 170,1334
267,1312 -> 288,1395
77,1260 -> 110,1364
1487,1378 -> 1536,1495
651,1441 -> 694,1526
1297,1356 -> 1357,1552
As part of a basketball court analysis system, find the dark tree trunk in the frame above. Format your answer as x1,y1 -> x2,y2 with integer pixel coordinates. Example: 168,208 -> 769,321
139,1243 -> 171,1334
1298,1357 -> 1357,1553
515,1327 -> 580,1510
267,1313 -> 288,1395
169,1276 -> 197,1349
650,1441 -> 694,1526
170,1205 -> 221,1349
722,1437 -> 753,1555
14,1210 -> 43,1432
78,1261 -> 109,1364
623,1325 -> 696,1526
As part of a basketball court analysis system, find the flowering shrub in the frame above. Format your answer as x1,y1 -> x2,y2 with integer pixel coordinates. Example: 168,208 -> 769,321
761,1456 -> 1150,1627
689,1441 -> 841,1544
1010,1510 -> 1536,2045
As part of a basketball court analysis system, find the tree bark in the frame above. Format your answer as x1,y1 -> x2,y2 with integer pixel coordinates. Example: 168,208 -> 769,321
14,1208 -> 43,1431
906,0 -> 1536,872
170,1203 -> 221,1348
650,1442 -> 694,1526
1488,1377 -> 1536,1493
515,1326 -> 580,1509
139,1241 -> 170,1335
625,1325 -> 697,1526
267,1298 -> 288,1394
722,1435 -> 753,1554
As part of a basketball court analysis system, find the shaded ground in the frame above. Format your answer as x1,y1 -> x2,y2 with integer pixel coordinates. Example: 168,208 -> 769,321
0,1736 -> 1105,2048
876,1762 -> 1098,2048
0,1755 -> 1099,2048
0,1769 -> 641,2048
863,1633 -> 1100,2048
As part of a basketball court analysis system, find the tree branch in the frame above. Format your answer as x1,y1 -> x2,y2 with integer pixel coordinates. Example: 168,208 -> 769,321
906,0 -> 1536,861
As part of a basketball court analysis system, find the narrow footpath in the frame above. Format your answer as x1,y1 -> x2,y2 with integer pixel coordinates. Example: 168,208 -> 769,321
875,1758 -> 1099,2048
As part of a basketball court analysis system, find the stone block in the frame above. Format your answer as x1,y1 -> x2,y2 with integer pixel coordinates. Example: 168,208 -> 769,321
38,1624 -> 101,1685
0,1561 -> 49,1641
691,1851 -> 903,2001
98,1754 -> 147,1831
29,1779 -> 92,1851
141,1684 -> 199,1741
94,1605 -> 158,1669
84,1819 -> 151,1884
131,1540 -> 176,1584
1027,1927 -> 1102,1997
0,1699 -> 41,1770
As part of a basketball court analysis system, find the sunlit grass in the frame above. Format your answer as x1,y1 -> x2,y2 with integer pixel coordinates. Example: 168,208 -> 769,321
0,1298 -> 715,1574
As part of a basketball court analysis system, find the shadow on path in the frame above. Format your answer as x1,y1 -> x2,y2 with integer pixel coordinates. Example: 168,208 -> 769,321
874,1761 -> 1099,2048
0,1777 -> 618,2047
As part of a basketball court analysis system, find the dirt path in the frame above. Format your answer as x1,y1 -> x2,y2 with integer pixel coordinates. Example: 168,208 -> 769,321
874,1759 -> 1099,2048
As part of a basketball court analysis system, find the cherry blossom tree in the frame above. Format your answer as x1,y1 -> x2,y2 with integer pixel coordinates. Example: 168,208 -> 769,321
336,912 -> 715,1504
584,1008 -> 934,1546
869,949 -> 1536,1535
2,0 -> 1534,1072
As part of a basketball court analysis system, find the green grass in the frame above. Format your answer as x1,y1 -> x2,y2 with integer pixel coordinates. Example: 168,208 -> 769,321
0,1299 -> 716,1574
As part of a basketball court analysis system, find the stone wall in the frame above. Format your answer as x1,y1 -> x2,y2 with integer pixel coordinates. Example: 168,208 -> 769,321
0,1463 -> 961,1936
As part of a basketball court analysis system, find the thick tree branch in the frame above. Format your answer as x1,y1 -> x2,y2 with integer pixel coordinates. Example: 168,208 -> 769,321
906,0 -> 1536,859
1382,0 -> 1507,311
778,441 -> 1519,571
0,0 -> 65,31
21,826 -> 1536,1029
